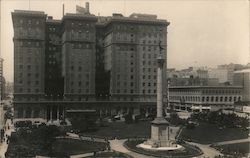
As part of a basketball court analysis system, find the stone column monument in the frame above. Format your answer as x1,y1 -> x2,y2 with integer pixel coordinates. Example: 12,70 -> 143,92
147,41 -> 172,147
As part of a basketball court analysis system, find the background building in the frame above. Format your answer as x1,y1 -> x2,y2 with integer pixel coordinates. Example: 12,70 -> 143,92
169,86 -> 242,112
234,69 -> 250,103
12,3 -> 169,124
208,63 -> 244,85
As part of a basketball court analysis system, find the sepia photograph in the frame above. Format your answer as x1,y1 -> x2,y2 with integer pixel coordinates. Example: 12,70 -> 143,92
0,0 -> 249,157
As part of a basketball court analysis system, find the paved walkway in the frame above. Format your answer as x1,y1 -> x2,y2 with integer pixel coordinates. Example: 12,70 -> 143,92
109,139 -> 154,158
215,137 -> 250,146
0,119 -> 15,158
188,142 -> 223,158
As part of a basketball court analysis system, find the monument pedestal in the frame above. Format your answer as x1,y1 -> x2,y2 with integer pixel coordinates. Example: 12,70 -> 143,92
146,117 -> 173,147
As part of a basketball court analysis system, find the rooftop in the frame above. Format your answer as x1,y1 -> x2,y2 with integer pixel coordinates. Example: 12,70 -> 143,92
12,10 -> 46,17
234,68 -> 250,73
170,85 -> 243,89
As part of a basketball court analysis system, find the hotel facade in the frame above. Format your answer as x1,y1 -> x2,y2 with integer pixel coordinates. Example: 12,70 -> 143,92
12,4 -> 169,124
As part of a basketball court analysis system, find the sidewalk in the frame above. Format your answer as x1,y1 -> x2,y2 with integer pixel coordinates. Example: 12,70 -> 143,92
0,119 -> 15,158
188,142 -> 223,158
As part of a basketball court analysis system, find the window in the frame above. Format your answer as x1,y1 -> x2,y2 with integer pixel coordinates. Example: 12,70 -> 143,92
130,82 -> 134,87
238,97 -> 241,101
130,75 -> 134,79
225,97 -> 228,102
148,46 -> 151,51
234,96 -> 237,102
215,97 -> 218,102
211,96 -> 214,102
229,96 -> 232,102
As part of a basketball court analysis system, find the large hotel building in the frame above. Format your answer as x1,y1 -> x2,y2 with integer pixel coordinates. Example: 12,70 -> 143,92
12,3 -> 169,124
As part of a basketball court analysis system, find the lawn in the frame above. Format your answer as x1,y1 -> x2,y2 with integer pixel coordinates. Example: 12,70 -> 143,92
83,121 -> 151,139
5,126 -> 107,158
214,142 -> 250,157
180,122 -> 249,144
52,138 -> 107,155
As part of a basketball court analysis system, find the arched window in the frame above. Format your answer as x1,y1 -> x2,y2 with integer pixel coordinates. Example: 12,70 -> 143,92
224,97 -> 228,102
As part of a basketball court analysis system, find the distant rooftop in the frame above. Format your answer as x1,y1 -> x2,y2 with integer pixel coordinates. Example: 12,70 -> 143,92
234,68 -> 250,73
170,85 -> 243,89
12,10 -> 46,16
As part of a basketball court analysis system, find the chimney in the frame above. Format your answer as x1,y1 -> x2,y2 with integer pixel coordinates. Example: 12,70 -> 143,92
85,2 -> 89,14
62,3 -> 65,16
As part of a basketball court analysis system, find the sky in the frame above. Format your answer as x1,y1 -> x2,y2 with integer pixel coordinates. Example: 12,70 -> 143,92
0,0 -> 249,82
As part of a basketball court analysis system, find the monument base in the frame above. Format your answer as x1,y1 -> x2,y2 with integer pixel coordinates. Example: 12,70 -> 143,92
138,117 -> 182,151
137,142 -> 183,151
150,117 -> 173,147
